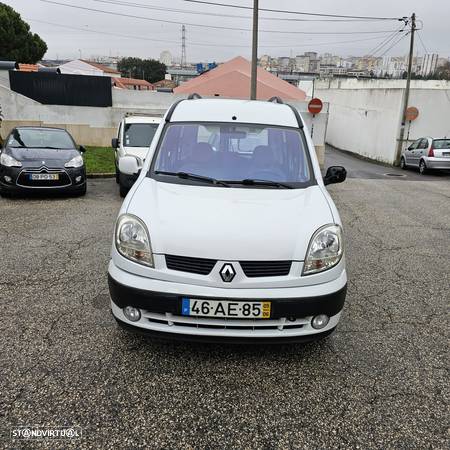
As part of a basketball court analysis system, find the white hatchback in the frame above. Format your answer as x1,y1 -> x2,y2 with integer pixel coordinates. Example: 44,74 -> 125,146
108,97 -> 348,343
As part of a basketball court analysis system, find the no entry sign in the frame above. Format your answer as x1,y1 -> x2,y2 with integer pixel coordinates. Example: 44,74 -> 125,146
405,106 -> 419,122
308,98 -> 323,115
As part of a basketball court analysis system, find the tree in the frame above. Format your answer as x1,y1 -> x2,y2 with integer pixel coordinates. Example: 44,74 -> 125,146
431,61 -> 450,80
0,3 -> 47,63
117,57 -> 166,83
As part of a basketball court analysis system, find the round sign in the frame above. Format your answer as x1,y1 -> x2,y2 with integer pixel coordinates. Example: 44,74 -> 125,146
405,106 -> 419,122
308,98 -> 323,115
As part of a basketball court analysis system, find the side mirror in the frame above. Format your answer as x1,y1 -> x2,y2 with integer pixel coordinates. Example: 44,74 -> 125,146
324,166 -> 347,186
111,138 -> 119,149
119,156 -> 140,175
407,145 -> 413,150
79,145 -> 86,153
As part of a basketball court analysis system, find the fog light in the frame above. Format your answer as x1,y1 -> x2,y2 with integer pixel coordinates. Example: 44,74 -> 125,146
75,176 -> 82,183
311,314 -> 329,330
4,175 -> 12,183
123,306 -> 141,322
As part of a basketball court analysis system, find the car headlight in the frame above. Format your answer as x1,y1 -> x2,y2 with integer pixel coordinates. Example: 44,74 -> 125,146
115,214 -> 153,267
64,155 -> 84,168
303,224 -> 343,275
0,153 -> 22,167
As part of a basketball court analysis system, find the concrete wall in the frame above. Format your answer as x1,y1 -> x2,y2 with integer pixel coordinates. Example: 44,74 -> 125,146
316,79 -> 450,164
0,83 -> 329,164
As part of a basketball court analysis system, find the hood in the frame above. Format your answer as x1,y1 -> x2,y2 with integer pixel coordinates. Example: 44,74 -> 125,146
123,147 -> 149,161
127,178 -> 334,261
6,147 -> 80,168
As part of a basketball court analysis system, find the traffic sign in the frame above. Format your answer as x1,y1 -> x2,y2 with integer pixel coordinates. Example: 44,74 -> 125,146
308,98 -> 323,115
405,106 -> 419,122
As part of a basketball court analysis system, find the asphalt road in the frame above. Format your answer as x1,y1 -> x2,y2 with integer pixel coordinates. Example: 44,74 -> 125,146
1,158 -> 449,449
325,145 -> 450,181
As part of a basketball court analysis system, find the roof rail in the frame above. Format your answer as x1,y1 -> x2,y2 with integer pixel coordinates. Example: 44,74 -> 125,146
187,93 -> 202,100
268,96 -> 284,104
165,99 -> 185,122
287,104 -> 304,129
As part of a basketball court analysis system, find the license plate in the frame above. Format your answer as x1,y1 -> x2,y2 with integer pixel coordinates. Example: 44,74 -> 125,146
182,298 -> 271,319
29,174 -> 59,180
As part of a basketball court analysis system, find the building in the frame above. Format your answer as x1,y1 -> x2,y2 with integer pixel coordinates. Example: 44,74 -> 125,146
58,59 -> 121,78
421,53 -> 439,77
160,51 -> 172,66
112,77 -> 153,90
174,56 -> 306,100
295,55 -> 310,73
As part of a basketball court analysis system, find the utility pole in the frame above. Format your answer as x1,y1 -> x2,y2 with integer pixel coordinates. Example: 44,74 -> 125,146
250,0 -> 259,100
181,25 -> 186,68
395,13 -> 416,165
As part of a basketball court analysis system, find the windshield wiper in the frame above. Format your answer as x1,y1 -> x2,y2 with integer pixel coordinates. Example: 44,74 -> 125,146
154,171 -> 230,187
227,179 -> 294,189
31,146 -> 66,150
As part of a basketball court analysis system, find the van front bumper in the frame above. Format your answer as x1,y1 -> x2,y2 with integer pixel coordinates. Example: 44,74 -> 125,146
108,262 -> 347,342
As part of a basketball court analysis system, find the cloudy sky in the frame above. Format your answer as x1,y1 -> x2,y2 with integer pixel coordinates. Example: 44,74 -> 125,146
4,0 -> 450,62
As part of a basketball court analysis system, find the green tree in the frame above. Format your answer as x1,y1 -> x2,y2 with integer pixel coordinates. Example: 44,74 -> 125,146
431,61 -> 450,80
117,57 -> 166,83
0,3 -> 47,63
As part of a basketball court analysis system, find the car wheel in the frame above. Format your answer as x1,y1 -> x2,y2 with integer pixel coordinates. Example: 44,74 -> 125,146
119,183 -> 128,198
419,160 -> 427,175
115,165 -> 120,184
400,157 -> 407,170
74,184 -> 87,197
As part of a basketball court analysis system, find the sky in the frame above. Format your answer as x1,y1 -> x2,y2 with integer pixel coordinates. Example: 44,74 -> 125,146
3,0 -> 450,62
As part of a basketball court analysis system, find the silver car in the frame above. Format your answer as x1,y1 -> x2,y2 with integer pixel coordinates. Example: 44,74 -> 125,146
401,137 -> 450,174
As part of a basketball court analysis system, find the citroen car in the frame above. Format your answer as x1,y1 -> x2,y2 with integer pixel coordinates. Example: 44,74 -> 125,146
108,96 -> 347,343
112,115 -> 161,197
401,137 -> 450,174
0,126 -> 87,196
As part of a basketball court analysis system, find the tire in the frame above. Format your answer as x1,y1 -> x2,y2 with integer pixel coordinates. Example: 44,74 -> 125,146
115,165 -> 120,184
419,159 -> 427,175
400,157 -> 407,170
119,183 -> 128,198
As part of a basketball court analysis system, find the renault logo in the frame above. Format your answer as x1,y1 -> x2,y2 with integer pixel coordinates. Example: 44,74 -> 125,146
220,263 -> 236,282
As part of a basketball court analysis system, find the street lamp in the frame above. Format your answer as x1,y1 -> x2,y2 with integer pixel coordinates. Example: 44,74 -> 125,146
250,0 -> 259,100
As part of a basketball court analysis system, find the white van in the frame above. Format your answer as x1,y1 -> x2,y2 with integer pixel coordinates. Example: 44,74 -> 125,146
112,115 -> 161,197
108,97 -> 347,343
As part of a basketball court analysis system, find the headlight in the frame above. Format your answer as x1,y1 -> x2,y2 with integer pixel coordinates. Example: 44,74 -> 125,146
115,214 -> 153,267
0,153 -> 22,167
303,224 -> 343,275
64,155 -> 84,168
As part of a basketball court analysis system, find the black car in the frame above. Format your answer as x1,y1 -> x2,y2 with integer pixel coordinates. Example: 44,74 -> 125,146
0,127 -> 87,196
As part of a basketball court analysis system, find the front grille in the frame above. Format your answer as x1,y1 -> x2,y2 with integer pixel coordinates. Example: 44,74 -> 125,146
240,260 -> 292,277
17,167 -> 71,188
165,254 -> 217,275
142,311 -> 307,331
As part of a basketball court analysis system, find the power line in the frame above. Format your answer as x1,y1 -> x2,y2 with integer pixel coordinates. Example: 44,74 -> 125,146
378,32 -> 411,58
87,0 -> 398,23
39,1 -> 404,35
365,23 -> 408,57
417,31 -> 429,54
28,18 -> 398,50
181,0 -> 406,21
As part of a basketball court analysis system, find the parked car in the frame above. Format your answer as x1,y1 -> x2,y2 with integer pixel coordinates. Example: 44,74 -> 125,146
0,126 -> 87,197
401,137 -> 450,174
112,115 -> 161,197
108,96 -> 347,343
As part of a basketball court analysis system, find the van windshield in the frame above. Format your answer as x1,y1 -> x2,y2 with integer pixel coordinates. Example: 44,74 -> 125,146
124,123 -> 158,147
152,123 -> 313,187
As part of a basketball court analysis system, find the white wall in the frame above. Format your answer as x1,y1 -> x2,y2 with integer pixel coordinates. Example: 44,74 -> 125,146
0,85 -> 329,163
316,79 -> 450,164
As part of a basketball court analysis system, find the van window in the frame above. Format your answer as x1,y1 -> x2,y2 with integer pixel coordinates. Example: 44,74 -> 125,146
152,123 -> 312,185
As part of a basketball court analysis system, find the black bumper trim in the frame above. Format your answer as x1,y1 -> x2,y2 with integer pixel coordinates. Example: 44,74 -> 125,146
108,274 -> 347,319
115,317 -> 336,344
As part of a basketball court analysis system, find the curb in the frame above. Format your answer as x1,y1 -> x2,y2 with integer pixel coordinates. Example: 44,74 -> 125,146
87,173 -> 115,179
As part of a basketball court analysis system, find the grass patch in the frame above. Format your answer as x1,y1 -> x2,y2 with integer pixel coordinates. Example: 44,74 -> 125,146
84,146 -> 115,174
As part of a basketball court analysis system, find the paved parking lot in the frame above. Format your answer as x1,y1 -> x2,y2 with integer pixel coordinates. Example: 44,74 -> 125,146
0,161 -> 449,449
